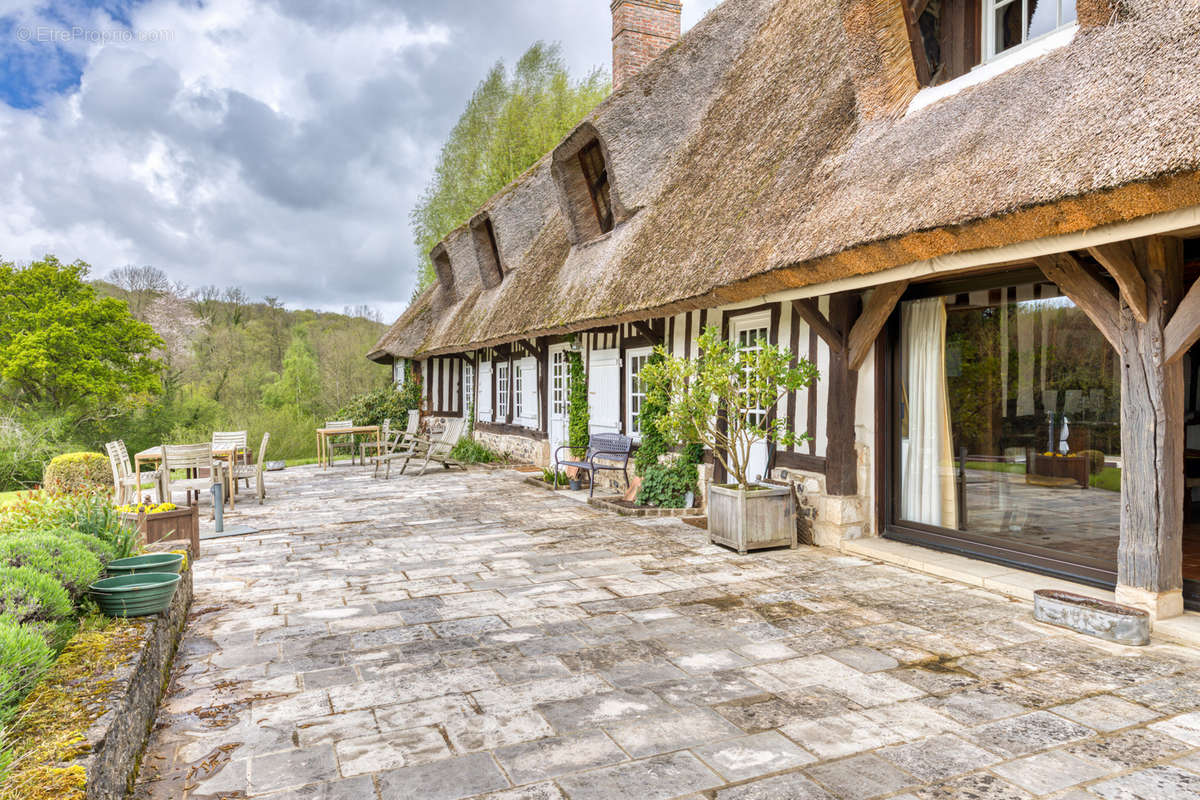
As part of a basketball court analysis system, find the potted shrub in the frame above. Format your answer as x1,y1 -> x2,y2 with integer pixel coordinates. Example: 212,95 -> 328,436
117,502 -> 200,558
642,326 -> 818,554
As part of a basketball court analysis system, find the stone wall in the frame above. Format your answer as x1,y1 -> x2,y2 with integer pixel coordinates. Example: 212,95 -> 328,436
81,544 -> 193,799
471,427 -> 550,467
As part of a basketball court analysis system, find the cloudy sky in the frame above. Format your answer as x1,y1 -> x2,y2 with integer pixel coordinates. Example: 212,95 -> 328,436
0,1 -> 720,320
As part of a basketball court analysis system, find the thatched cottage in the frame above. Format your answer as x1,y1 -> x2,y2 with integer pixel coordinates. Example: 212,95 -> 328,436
371,0 -> 1200,622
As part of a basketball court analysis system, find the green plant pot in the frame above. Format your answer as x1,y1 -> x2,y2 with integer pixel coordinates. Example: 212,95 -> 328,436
106,553 -> 184,576
89,572 -> 181,618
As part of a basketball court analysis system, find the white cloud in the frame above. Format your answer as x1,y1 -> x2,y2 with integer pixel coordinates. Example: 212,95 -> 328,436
0,0 -> 723,321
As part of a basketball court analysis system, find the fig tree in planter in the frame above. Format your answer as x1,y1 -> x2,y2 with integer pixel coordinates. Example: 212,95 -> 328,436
642,325 -> 818,554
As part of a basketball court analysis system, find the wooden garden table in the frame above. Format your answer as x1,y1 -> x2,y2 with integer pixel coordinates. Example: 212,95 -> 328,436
315,425 -> 381,469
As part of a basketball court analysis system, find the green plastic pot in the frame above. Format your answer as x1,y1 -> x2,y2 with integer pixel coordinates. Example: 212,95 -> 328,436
106,553 -> 184,576
89,572 -> 181,618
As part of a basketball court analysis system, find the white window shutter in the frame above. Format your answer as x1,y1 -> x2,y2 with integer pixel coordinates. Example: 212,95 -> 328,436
517,357 -> 538,427
588,349 -> 621,434
477,362 -> 493,422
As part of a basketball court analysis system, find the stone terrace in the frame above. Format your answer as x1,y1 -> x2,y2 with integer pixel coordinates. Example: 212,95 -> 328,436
133,465 -> 1200,800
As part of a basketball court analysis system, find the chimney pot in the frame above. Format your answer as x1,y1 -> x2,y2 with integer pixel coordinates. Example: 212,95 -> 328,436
610,0 -> 682,90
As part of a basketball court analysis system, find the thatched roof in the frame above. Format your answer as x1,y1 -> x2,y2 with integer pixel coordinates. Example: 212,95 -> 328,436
370,0 -> 1200,362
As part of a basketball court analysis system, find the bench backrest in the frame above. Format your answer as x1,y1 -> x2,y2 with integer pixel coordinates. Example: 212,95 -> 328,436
587,433 -> 633,463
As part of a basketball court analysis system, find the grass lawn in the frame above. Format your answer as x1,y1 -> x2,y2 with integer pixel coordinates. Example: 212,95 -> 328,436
964,461 -> 1025,474
1090,466 -> 1121,492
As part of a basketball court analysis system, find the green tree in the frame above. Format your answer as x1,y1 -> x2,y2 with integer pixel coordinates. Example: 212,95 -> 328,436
0,257 -> 162,412
642,326 -> 819,489
261,333 -> 322,417
410,42 -> 609,290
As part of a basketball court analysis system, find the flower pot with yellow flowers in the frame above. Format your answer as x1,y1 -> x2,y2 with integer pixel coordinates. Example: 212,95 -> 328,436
117,501 -> 200,557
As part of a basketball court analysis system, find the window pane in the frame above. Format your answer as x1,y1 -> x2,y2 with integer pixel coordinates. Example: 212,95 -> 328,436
995,0 -> 1024,54
1060,0 -> 1076,25
898,286 -> 1120,567
1026,0 -> 1057,40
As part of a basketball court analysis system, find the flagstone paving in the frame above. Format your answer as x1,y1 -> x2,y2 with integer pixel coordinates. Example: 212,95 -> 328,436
132,465 -> 1200,799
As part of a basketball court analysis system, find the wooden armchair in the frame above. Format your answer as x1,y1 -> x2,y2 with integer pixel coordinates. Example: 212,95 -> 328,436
161,444 -> 225,518
230,432 -> 270,504
384,417 -> 467,478
105,440 -> 162,505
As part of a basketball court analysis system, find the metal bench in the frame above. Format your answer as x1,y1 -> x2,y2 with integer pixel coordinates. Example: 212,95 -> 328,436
553,433 -> 634,497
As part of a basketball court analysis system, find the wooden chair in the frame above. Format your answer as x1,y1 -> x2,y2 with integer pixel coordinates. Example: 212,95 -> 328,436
105,440 -> 162,505
359,418 -> 393,466
324,420 -> 357,465
161,444 -> 226,518
390,417 -> 467,478
213,431 -> 249,465
230,433 -> 270,504
375,411 -> 423,478
553,433 -> 634,497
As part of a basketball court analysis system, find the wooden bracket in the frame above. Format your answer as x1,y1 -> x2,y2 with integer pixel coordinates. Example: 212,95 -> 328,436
631,319 -> 662,344
846,281 -> 909,371
1034,253 -> 1121,350
460,352 -> 477,369
1088,242 -> 1148,323
791,299 -> 844,353
1166,276 -> 1200,364
517,339 -> 544,361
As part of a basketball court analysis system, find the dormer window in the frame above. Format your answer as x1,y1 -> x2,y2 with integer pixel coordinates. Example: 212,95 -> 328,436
983,0 -> 1076,61
469,212 -> 505,289
907,0 -> 1076,88
578,141 -> 614,234
551,124 -> 626,245
430,243 -> 454,293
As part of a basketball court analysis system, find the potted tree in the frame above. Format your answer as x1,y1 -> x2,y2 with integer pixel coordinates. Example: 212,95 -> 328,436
642,325 -> 818,554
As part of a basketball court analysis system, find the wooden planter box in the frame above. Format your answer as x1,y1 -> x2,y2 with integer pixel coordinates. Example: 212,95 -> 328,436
121,506 -> 200,558
1027,452 -> 1089,488
708,484 -> 796,554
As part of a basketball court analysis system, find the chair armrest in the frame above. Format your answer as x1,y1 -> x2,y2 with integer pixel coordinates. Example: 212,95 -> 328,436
552,445 -> 580,462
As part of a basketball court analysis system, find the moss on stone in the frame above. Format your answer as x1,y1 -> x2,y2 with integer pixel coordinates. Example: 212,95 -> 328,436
0,617 -> 146,800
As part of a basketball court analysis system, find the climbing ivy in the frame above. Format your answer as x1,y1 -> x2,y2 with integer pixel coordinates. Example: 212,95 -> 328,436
567,351 -> 589,458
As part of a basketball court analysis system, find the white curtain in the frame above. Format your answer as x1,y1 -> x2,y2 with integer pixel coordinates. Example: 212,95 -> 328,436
901,298 -> 958,528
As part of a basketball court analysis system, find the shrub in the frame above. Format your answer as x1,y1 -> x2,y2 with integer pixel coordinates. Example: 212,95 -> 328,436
0,534 -> 101,600
0,418 -> 61,492
450,437 -> 499,464
567,351 -> 589,458
634,352 -> 668,476
337,384 -> 420,429
41,453 -> 111,494
47,527 -> 117,567
0,567 -> 71,625
58,495 -> 138,560
541,467 -> 569,486
636,457 -> 699,508
0,616 -> 54,726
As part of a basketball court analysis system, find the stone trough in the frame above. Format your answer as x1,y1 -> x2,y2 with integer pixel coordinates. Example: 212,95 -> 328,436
1033,589 -> 1150,646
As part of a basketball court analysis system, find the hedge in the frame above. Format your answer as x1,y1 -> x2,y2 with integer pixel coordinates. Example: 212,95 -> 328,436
41,453 -> 111,495
0,534 -> 102,600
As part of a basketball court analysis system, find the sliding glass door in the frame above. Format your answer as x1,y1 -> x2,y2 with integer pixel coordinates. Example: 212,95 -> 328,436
887,274 -> 1122,584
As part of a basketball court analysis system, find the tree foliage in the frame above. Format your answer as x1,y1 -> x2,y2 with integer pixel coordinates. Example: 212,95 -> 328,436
410,42 -> 609,291
641,326 -> 820,489
0,257 -> 162,412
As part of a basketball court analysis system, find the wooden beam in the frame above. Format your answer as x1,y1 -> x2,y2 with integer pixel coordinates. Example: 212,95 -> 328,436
791,299 -> 844,352
460,352 -> 476,369
846,281 -> 909,371
824,295 -> 860,496
1165,276 -> 1200,364
1088,242 -> 1148,323
910,0 -> 932,19
1034,253 -> 1121,350
901,0 -> 932,85
516,339 -> 544,361
632,320 -> 662,344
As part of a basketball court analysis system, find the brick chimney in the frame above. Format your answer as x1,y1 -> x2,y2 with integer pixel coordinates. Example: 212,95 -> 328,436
611,0 -> 682,90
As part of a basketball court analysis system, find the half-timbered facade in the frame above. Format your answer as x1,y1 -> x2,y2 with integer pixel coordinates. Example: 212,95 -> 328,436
371,0 -> 1200,622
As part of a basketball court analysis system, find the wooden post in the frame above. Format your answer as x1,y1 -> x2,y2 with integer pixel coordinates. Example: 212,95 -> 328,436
825,294 -> 860,496
1115,237 -> 1185,618
1038,239 -> 1186,618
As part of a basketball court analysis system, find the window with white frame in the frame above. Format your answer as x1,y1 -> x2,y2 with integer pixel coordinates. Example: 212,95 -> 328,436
626,347 -> 653,438
514,362 -> 524,420
497,361 -> 510,419
552,349 -> 568,416
735,319 -> 771,428
463,363 -> 474,420
984,0 -> 1076,61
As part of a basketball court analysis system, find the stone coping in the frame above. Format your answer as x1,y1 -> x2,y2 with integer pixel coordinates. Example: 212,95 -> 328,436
841,537 -> 1200,648
82,545 -> 193,798
588,495 -> 704,519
